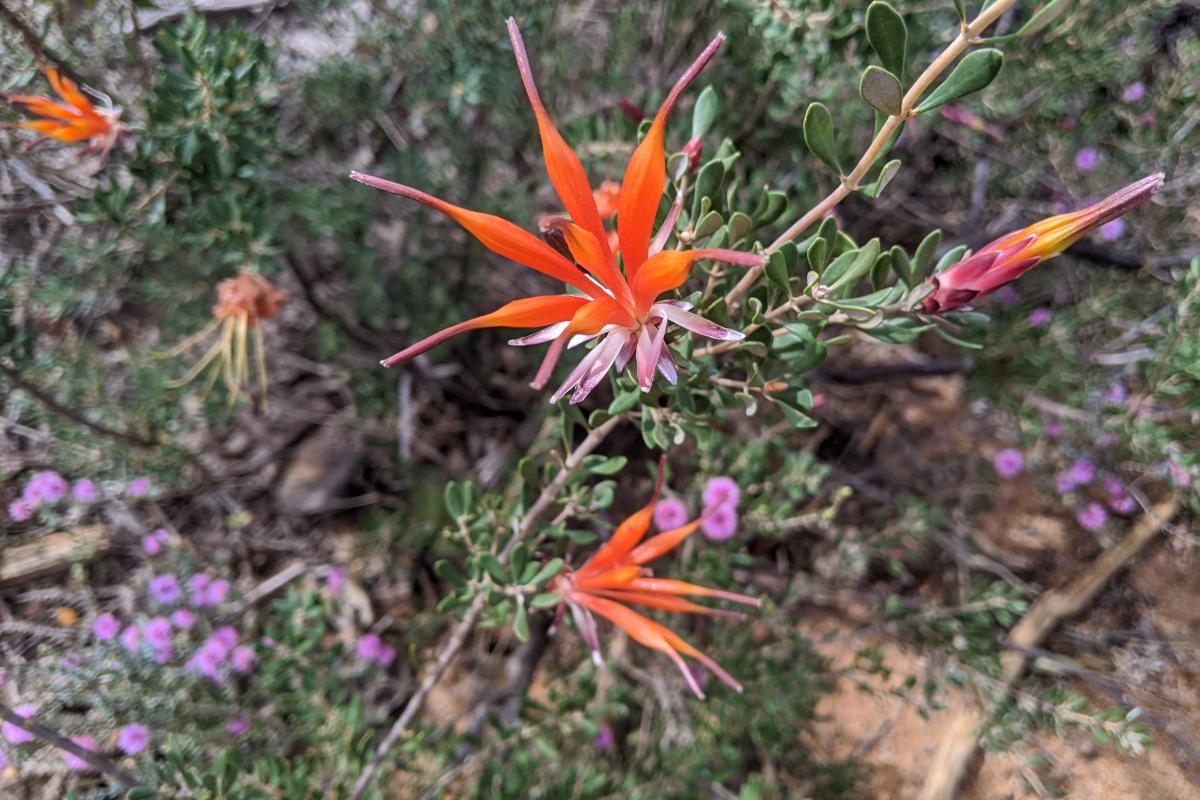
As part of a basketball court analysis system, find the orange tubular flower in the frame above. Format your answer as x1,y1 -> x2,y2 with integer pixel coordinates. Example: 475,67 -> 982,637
551,468 -> 760,699
921,174 -> 1163,313
351,19 -> 766,404
1,64 -> 126,157
163,272 -> 284,407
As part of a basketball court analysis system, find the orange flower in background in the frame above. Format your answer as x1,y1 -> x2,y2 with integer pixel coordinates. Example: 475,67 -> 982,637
551,467 -> 760,699
1,64 -> 126,158
351,19 -> 766,404
921,173 -> 1163,313
163,272 -> 284,407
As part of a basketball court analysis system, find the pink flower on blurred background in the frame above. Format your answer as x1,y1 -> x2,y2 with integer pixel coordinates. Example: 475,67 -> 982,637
227,713 -> 248,735
149,574 -> 181,604
594,725 -> 615,751
118,723 -> 150,755
1057,458 -> 1096,494
171,609 -> 196,630
72,479 -> 97,502
1028,308 -> 1052,327
997,285 -> 1020,305
1099,218 -> 1125,241
701,503 -> 739,541
231,645 -> 257,674
1076,502 -> 1108,531
145,617 -> 172,649
7,499 -> 34,522
2,705 -> 36,744
1074,147 -> 1099,171
1043,417 -> 1062,438
702,476 -> 740,510
1122,82 -> 1145,102
993,448 -> 1024,479
127,477 -> 151,498
24,471 -> 68,504
120,624 -> 140,652
652,497 -> 689,531
325,565 -> 347,594
356,633 -> 383,663
62,735 -> 98,770
93,612 -> 120,641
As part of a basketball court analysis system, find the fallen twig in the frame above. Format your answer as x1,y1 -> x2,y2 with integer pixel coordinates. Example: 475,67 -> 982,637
917,496 -> 1182,800
0,702 -> 146,791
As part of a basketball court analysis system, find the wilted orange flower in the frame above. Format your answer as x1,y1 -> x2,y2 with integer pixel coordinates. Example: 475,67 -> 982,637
1,64 -> 126,158
922,174 -> 1163,313
551,467 -> 760,699
163,272 -> 283,406
351,19 -> 765,404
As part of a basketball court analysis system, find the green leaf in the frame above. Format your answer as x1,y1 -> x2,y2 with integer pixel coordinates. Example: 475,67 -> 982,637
935,244 -> 969,273
987,0 -> 1071,42
588,455 -> 628,476
727,211 -> 752,244
478,553 -> 507,583
752,191 -> 788,228
511,543 -> 529,581
691,85 -> 719,139
951,0 -> 967,25
608,388 -> 640,415
530,592 -> 560,609
860,67 -> 903,117
912,229 -> 943,283
862,158 -> 901,199
890,245 -> 913,286
694,210 -> 724,239
434,559 -> 467,587
766,251 -> 791,291
691,159 -> 726,222
529,558 -> 564,585
866,2 -> 908,79
864,317 -> 935,344
803,102 -> 841,173
513,601 -> 529,642
806,237 -> 829,273
916,49 -> 1005,113
826,238 -> 881,295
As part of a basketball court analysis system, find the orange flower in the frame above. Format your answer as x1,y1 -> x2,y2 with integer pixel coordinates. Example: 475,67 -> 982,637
351,19 -> 765,404
551,467 -> 760,699
163,272 -> 283,407
922,174 -> 1163,313
1,64 -> 126,158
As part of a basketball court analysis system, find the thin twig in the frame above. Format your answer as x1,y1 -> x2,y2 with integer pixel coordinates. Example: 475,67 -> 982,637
0,361 -> 159,448
349,413 -> 628,798
723,0 -> 1021,309
917,496 -> 1182,800
0,702 -> 146,791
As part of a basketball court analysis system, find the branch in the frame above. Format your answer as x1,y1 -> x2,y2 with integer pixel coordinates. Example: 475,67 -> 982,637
349,413 -> 628,799
723,0 -> 1021,309
917,496 -> 1182,800
0,702 -> 146,792
0,361 -> 159,449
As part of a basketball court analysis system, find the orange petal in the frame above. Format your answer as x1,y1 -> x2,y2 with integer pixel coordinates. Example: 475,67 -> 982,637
618,33 -> 725,277
541,218 -> 633,308
571,564 -> 643,591
507,21 -> 619,277
628,578 -> 760,607
2,93 -> 82,121
632,248 -> 767,312
349,171 -> 599,297
625,518 -> 703,566
565,294 -> 637,336
656,625 -> 743,693
587,589 -> 745,619
381,294 -> 588,367
577,465 -> 665,576
44,67 -> 100,119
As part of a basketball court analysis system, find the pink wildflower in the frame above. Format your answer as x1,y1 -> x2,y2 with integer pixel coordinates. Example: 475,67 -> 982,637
127,476 -> 151,498
1076,502 -> 1108,531
1074,147 -> 1099,171
701,503 -> 739,541
2,705 -> 36,744
117,723 -> 150,755
652,498 -> 689,532
702,476 -> 741,510
8,498 -> 35,522
149,574 -> 181,604
93,612 -> 120,641
71,479 -> 97,502
62,735 -> 97,770
993,448 -> 1024,479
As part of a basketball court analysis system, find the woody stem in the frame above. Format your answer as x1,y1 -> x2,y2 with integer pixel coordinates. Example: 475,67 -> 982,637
723,0 -> 1021,309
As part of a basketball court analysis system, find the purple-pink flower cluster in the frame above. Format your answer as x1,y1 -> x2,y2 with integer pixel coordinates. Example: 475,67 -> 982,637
356,633 -> 397,667
186,626 -> 254,682
700,476 -> 741,541
993,448 -> 1024,479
